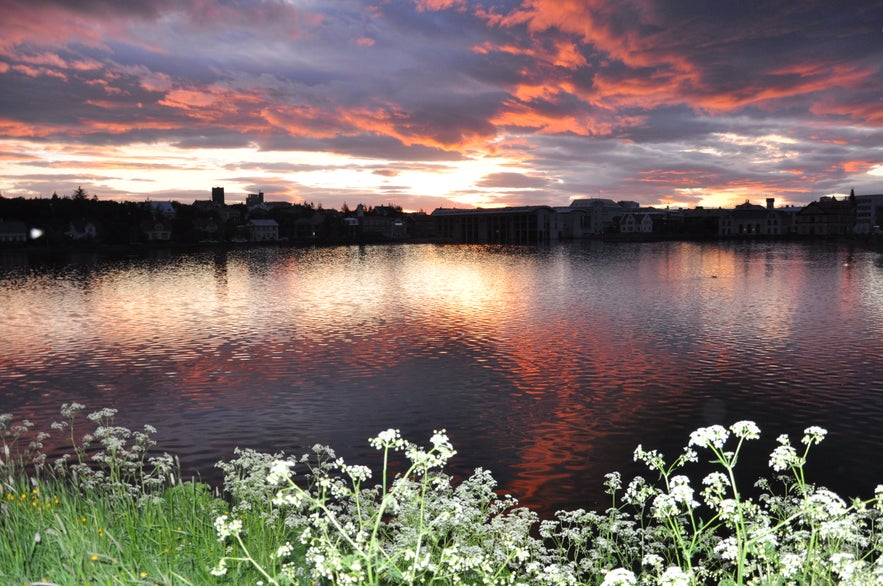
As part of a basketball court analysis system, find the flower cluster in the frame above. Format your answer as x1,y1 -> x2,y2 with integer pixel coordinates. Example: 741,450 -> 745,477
209,421 -> 883,585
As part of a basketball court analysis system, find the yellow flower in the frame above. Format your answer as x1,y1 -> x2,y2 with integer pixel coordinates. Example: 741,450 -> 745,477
90,554 -> 99,562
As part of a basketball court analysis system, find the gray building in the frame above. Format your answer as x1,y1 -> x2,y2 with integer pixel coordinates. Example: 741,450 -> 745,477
854,193 -> 883,235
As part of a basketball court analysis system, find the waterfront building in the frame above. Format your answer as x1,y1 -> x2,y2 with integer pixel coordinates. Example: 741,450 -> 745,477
0,220 -> 27,243
247,218 -> 279,241
431,206 -> 556,244
854,192 -> 883,235
618,212 -> 654,234
551,206 -> 590,239
568,198 -> 628,235
141,220 -> 172,241
796,195 -> 856,237
719,198 -> 798,237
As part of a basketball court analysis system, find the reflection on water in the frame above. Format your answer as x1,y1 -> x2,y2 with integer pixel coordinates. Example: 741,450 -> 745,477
2,241 -> 882,516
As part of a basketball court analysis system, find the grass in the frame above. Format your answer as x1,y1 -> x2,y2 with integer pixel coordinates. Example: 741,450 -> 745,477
2,405 -> 883,585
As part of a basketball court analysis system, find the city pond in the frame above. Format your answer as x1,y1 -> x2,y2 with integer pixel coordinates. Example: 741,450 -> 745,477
1,240 -> 882,517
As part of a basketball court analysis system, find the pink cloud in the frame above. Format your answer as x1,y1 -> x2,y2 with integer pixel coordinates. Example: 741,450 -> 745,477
12,64 -> 67,80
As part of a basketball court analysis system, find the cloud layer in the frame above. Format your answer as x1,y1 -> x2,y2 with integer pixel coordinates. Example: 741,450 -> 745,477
1,0 -> 882,209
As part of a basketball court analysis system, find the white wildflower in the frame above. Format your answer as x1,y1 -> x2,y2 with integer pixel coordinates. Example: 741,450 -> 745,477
342,464 -> 372,483
642,554 -> 664,572
624,476 -> 655,506
688,425 -> 729,449
769,440 -> 800,472
633,445 -> 665,471
213,514 -> 243,542
600,567 -> 637,586
701,471 -> 731,505
266,459 -> 293,486
831,552 -> 858,581
730,420 -> 761,440
652,493 -> 678,520
209,558 -> 228,576
717,498 -> 741,523
275,542 -> 294,559
669,475 -> 698,509
604,472 -> 622,493
369,428 -> 403,449
780,552 -> 803,577
659,566 -> 691,586
802,426 -> 827,446
714,536 -> 739,561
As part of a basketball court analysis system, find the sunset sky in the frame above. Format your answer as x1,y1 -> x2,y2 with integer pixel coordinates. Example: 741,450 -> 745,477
2,0 -> 882,211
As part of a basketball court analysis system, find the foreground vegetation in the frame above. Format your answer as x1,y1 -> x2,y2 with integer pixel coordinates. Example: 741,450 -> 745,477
2,405 -> 882,585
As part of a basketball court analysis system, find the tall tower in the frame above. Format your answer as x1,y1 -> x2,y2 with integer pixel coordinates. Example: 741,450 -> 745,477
212,186 -> 225,206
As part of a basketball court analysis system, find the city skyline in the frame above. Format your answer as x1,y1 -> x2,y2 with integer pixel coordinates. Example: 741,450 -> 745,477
1,0 -> 882,212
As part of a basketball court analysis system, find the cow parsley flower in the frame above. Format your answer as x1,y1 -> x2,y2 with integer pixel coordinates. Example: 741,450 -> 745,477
213,514 -> 242,542
730,420 -> 761,440
714,536 -> 739,561
688,425 -> 729,449
769,435 -> 801,472
633,445 -> 665,471
802,426 -> 827,446
266,459 -> 293,486
209,558 -> 228,576
659,566 -> 691,586
668,475 -> 698,509
652,493 -> 678,520
600,567 -> 637,586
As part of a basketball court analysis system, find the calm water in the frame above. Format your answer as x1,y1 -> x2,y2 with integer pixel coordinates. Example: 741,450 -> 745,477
2,241 -> 882,516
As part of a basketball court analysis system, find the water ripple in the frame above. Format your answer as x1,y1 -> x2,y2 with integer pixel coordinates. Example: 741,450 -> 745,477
1,242 -> 882,517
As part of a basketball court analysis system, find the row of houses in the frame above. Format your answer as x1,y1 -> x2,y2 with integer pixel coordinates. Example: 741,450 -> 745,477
428,192 -> 883,244
3,192 -> 882,247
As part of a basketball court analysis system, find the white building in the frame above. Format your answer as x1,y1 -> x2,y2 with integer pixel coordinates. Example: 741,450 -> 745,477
619,212 -> 654,234
247,219 -> 279,241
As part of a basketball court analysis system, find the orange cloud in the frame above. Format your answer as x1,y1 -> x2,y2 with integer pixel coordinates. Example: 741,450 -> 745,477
0,120 -> 54,139
810,98 -> 883,126
260,104 -> 348,140
550,39 -> 587,69
841,160 -> 878,174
